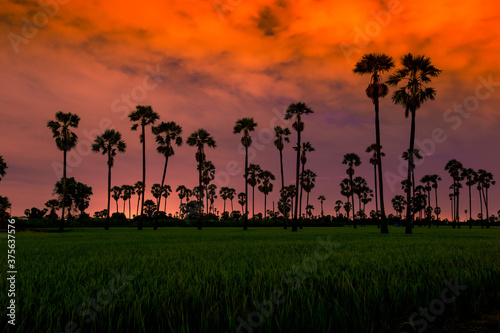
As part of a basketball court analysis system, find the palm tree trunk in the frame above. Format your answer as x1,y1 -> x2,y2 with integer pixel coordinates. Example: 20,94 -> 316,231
155,153 -> 170,231
244,146 -> 248,231
105,150 -> 111,230
223,199 -> 226,214
264,193 -> 267,225
292,127 -> 300,232
483,187 -> 490,228
299,162 -> 305,229
252,185 -> 255,223
306,191 -> 310,218
280,148 -> 287,229
374,97 -> 388,234
405,110 -> 416,234
374,164 -> 378,226
456,181 -> 460,228
197,149 -> 203,230
478,188 -> 483,227
164,196 -> 167,213
230,199 -> 233,212
60,150 -> 67,232
129,199 -> 131,220
139,124 -> 146,230
468,185 -> 472,228
136,193 -> 140,217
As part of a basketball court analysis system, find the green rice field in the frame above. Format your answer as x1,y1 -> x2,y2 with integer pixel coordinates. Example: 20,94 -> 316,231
2,226 -> 499,332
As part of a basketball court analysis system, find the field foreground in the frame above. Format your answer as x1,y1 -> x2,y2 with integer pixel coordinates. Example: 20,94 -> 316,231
1,226 -> 499,332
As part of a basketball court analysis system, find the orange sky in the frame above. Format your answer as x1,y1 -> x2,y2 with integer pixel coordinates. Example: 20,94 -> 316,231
1,0 -> 499,219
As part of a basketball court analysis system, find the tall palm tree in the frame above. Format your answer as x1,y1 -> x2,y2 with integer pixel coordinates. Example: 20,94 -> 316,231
342,153 -> 361,221
176,185 -> 188,208
47,111 -> 80,232
477,169 -> 495,228
294,141 -> 315,228
392,195 -> 406,218
340,178 -> 353,222
445,159 -> 464,228
208,184 -> 217,215
187,129 -> 216,230
162,185 -> 172,213
201,160 -> 216,216
128,105 -> 160,230
318,195 -> 326,217
227,188 -> 236,212
258,170 -> 275,222
151,183 -> 163,207
121,185 -> 135,219
428,174 -> 442,220
284,102 -> 314,232
91,129 -> 126,230
300,169 -> 317,218
238,192 -> 246,215
111,186 -> 123,213
134,181 -> 144,218
220,187 -> 231,214
233,117 -> 258,230
152,121 -> 183,230
354,53 -> 395,234
247,163 -> 262,223
334,200 -> 342,218
365,143 -> 385,220
402,149 -> 423,200
463,168 -> 477,228
274,126 -> 291,228
420,175 -> 434,220
387,53 -> 442,234
0,155 -> 7,182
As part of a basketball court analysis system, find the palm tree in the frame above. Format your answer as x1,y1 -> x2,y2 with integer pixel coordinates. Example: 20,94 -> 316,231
334,200 -> 342,218
258,170 -> 275,222
233,118 -> 258,230
274,126 -> 291,228
247,163 -> 262,223
419,175 -> 434,220
318,195 -> 326,217
354,53 -> 395,234
294,141 -> 315,228
463,168 -> 477,228
238,192 -> 247,215
300,169 -> 317,219
353,176 -> 369,219
387,53 -> 442,234
342,153 -> 361,221
365,143 -> 385,219
91,129 -> 126,230
152,121 -> 183,230
208,184 -> 217,215
201,160 -> 216,216
392,195 -> 406,218
227,188 -> 236,212
477,169 -> 495,227
220,187 -> 230,214
111,186 -> 123,213
45,199 -> 61,219
162,185 -> 172,213
47,111 -> 80,232
0,155 -> 7,182
445,159 -> 464,228
402,149 -> 423,199
144,199 -> 157,218
128,105 -> 160,230
284,102 -> 314,231
121,185 -> 135,219
428,174 -> 442,220
134,181 -> 145,217
187,129 -> 216,230
176,185 -> 188,208
340,178 -> 353,222
151,183 -> 163,208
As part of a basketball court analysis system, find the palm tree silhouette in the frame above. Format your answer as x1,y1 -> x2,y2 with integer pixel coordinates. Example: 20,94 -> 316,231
258,170 -> 275,222
233,117 -> 258,231
201,160 -> 216,216
128,105 -> 159,230
227,188 -> 236,213
176,185 -> 188,209
284,102 -> 314,232
294,141 -> 315,229
445,159 -> 464,228
300,169 -> 317,220
387,53 -> 442,234
340,178 -> 353,223
0,155 -> 7,182
111,186 -> 123,213
342,153 -> 361,222
477,169 -> 495,228
463,168 -> 477,228
274,126 -> 291,228
402,149 -> 423,202
392,195 -> 406,218
334,200 -> 342,218
47,111 -> 80,232
45,199 -> 61,219
220,187 -> 230,214
152,121 -> 182,229
162,185 -> 172,213
318,195 -> 326,217
187,129 -> 216,230
134,181 -> 145,218
121,185 -> 135,219
354,53 -> 395,234
428,174 -> 442,222
151,183 -> 163,208
247,163 -> 262,223
91,129 -> 126,230
238,192 -> 246,215
365,143 -> 385,222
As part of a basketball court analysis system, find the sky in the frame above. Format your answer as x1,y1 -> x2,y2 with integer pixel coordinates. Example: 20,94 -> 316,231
1,0 -> 499,219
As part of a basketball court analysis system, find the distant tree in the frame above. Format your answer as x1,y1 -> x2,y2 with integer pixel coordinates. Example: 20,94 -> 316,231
285,102 -> 314,232
201,160 -> 216,215
25,207 -> 48,219
258,170 -> 275,222
334,200 -> 342,218
318,195 -> 326,217
233,117 -> 258,231
227,188 -> 236,212
238,192 -> 246,216
74,182 -> 93,216
0,155 -> 7,182
300,169 -> 317,221
144,199 -> 157,218
392,195 -> 406,218
187,129 -> 216,230
47,111 -> 80,231
129,105 -> 160,230
387,53 -> 442,234
219,187 -> 230,214
274,126 -> 291,228
247,163 -> 262,223
365,143 -> 385,217
208,184 -> 217,214
161,185 -> 172,213
176,185 -> 188,215
111,186 -> 123,213
463,168 -> 477,228
152,121 -> 182,230
342,153 -> 361,222
134,181 -> 145,217
294,141 -> 315,227
340,178 -> 353,222
477,169 -> 495,228
92,129 -> 127,230
45,199 -> 61,219
445,159 -> 465,228
121,185 -> 135,219
0,196 -> 12,219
